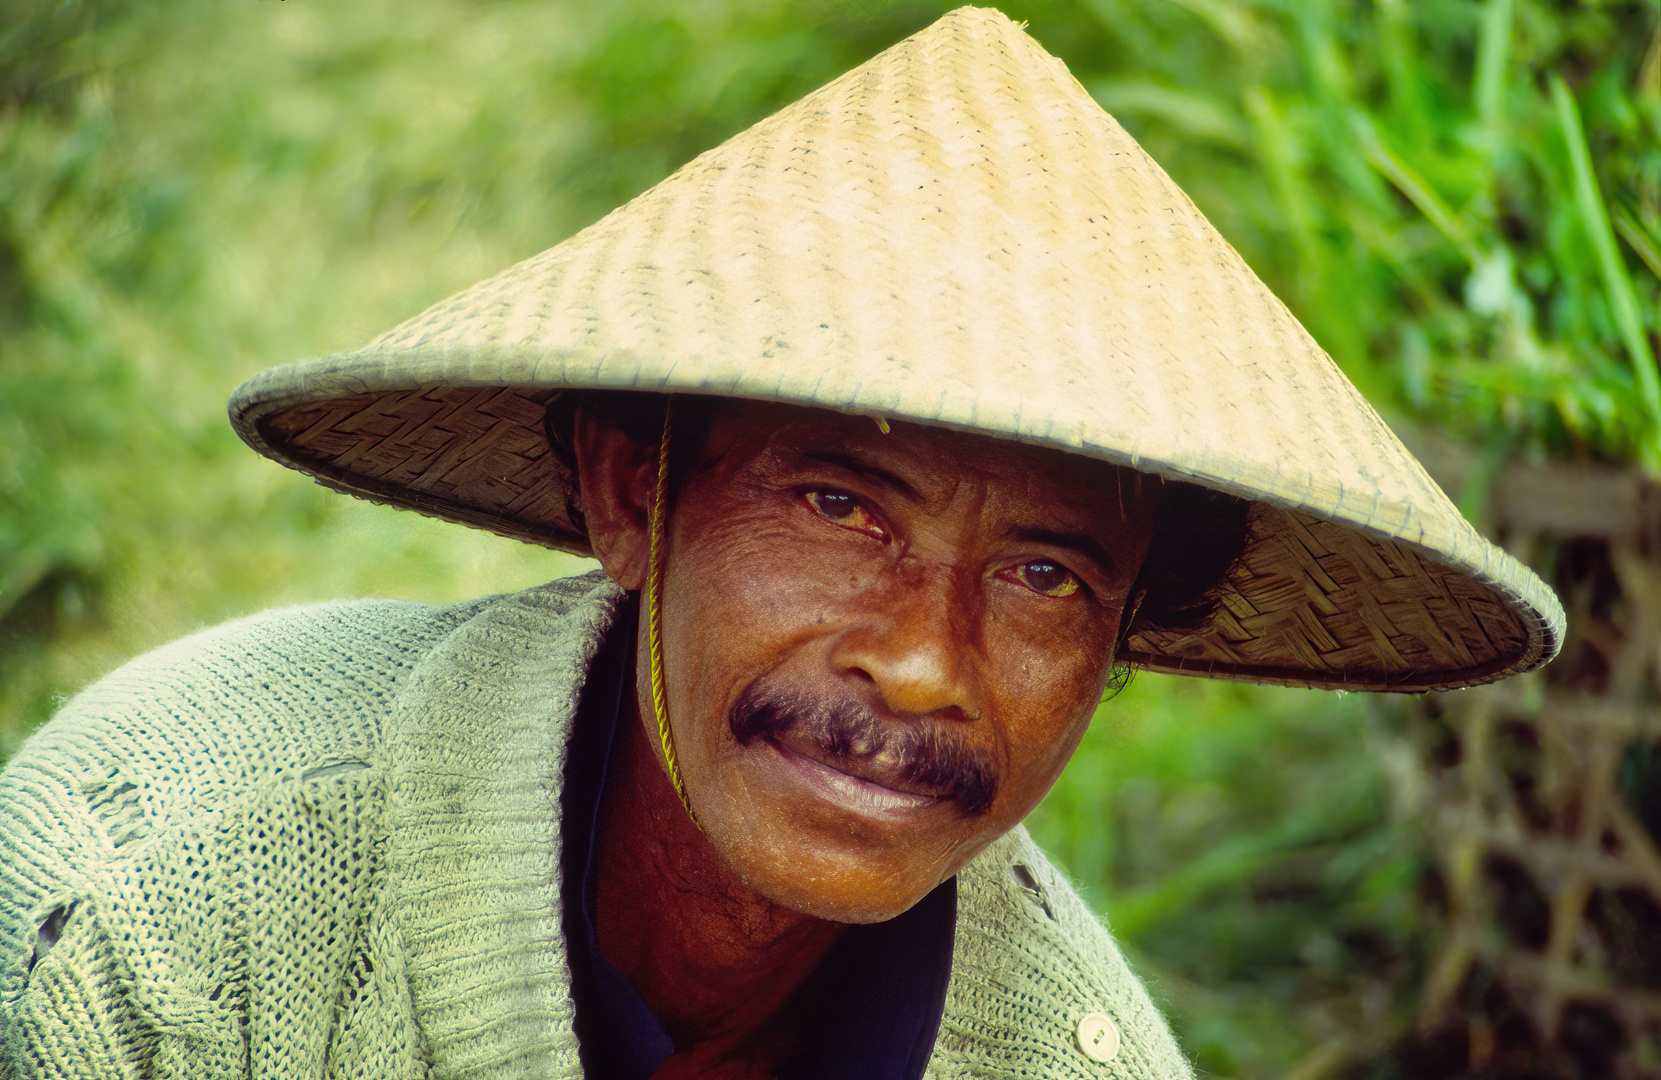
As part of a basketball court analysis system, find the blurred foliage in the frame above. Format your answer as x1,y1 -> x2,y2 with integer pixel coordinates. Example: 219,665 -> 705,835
1028,683 -> 1419,1076
1,0 -> 1656,1076
1068,0 -> 1661,474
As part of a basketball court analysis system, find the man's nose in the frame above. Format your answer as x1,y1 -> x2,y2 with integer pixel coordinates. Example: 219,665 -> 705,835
831,565 -> 983,721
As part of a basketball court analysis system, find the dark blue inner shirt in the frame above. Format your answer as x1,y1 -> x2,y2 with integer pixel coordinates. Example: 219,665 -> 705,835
559,598 -> 957,1079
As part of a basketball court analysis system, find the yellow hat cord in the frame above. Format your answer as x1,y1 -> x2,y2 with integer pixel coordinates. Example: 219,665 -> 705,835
647,398 -> 701,831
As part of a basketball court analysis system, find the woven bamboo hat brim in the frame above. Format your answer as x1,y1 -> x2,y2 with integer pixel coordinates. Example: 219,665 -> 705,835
230,6 -> 1563,692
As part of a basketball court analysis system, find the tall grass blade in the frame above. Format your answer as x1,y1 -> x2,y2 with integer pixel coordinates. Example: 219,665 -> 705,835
1474,0 -> 1513,133
1353,115 -> 1478,265
1550,74 -> 1661,461
1613,204 -> 1661,283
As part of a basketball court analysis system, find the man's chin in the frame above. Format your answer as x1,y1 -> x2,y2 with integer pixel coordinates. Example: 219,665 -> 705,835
730,858 -> 939,925
696,802 -> 951,924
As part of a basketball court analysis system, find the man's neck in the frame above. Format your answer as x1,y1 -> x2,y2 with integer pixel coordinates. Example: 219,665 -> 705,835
593,688 -> 846,1076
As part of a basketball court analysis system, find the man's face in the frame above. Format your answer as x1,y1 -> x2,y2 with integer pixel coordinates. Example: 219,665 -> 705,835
586,401 -> 1158,923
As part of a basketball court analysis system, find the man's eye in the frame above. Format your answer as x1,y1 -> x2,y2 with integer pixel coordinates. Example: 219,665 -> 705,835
1012,560 -> 1081,598
804,490 -> 886,539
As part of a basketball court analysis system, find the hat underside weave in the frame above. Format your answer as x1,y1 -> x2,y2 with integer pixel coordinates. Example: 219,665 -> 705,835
258,384 -> 1532,693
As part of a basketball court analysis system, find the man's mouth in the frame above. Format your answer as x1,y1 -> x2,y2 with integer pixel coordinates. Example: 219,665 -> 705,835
768,738 -> 944,814
729,681 -> 1001,817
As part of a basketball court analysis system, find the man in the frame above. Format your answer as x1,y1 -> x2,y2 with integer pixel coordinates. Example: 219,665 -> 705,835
0,8 -> 1561,1079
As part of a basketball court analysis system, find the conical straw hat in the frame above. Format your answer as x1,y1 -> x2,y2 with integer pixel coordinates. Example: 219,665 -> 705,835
230,6 -> 1563,692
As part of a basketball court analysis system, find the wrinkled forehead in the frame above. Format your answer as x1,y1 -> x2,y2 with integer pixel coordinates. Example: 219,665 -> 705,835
691,399 -> 1161,530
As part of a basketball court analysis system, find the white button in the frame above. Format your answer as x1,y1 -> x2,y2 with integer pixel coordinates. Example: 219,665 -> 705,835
1076,1012 -> 1121,1063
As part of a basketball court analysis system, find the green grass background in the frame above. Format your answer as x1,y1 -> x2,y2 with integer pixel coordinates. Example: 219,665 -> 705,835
2,1 -> 1656,1075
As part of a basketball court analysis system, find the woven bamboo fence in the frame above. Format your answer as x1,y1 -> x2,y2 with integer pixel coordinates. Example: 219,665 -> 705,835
1394,445 -> 1661,1078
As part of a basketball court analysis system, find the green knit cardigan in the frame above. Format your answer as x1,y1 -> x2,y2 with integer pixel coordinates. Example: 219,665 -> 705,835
0,571 -> 1192,1079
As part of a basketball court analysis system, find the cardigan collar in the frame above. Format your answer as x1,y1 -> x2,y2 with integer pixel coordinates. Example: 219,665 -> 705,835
381,571 -> 625,1079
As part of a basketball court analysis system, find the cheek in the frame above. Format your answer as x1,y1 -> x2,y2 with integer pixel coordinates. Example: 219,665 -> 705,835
654,497 -> 874,743
982,593 -> 1116,708
669,501 -> 884,653
978,604 -> 1114,804
1003,708 -> 1093,804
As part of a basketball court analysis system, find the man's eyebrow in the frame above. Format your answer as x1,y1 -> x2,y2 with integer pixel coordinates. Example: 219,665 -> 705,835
796,448 -> 922,501
1006,526 -> 1121,577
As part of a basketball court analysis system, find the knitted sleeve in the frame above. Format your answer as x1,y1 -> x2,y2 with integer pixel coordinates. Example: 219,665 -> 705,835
0,665 -> 251,1078
0,598 -> 472,1080
0,744 -> 123,1079
929,827 -> 1195,1080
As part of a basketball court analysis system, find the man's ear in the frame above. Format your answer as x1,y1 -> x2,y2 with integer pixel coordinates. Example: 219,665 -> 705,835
572,400 -> 657,592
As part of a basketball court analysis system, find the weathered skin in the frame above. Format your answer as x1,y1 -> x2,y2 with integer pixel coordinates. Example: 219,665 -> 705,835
573,400 -> 1160,1078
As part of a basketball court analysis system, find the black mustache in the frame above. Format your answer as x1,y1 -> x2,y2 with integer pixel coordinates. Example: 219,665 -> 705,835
729,683 -> 1000,817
